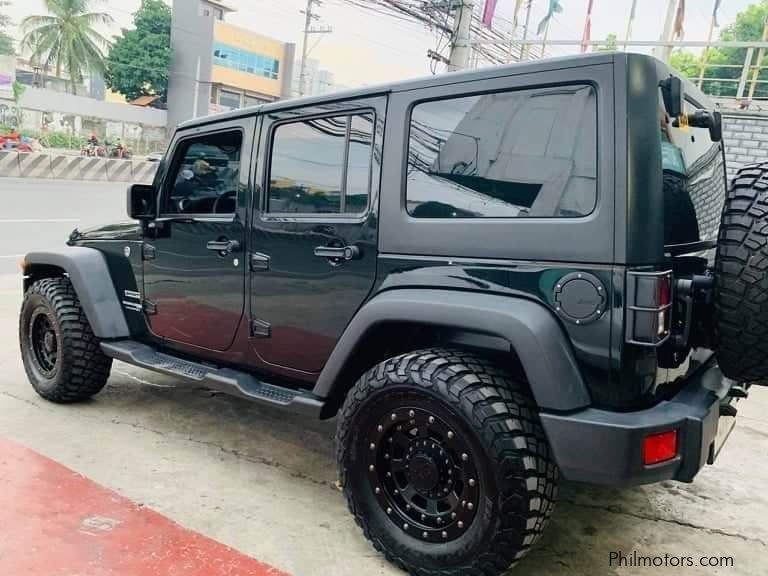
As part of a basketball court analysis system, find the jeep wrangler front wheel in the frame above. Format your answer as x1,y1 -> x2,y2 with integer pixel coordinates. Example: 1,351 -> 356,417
20,277 -> 112,402
336,348 -> 557,576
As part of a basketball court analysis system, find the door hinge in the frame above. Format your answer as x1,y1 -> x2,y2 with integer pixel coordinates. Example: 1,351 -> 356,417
142,299 -> 158,315
250,319 -> 271,337
250,252 -> 270,272
142,243 -> 157,260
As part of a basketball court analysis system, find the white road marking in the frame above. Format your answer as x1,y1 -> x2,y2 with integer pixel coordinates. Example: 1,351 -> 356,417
0,218 -> 80,223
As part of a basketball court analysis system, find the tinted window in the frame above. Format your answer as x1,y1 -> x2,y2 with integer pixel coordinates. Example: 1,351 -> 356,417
660,94 -> 726,247
268,113 -> 373,214
162,131 -> 242,215
406,85 -> 597,218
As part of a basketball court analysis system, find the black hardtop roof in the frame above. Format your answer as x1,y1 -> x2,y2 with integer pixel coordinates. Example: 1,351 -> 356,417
178,52 -> 621,131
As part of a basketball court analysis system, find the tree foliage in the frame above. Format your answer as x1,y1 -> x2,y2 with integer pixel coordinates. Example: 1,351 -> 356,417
104,0 -> 170,102
597,33 -> 618,52
670,0 -> 768,98
20,0 -> 112,93
0,0 -> 13,55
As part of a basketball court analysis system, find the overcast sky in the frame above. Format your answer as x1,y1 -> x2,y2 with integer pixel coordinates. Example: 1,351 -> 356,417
2,0 -> 759,86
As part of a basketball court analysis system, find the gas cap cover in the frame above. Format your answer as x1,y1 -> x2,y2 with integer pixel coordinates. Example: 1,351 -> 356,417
553,272 -> 606,325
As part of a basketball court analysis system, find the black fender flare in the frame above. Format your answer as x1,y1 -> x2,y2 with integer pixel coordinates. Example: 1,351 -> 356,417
313,289 -> 591,412
24,247 -> 130,339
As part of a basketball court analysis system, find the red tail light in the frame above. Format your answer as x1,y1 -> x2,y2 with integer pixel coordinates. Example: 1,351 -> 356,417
643,430 -> 678,465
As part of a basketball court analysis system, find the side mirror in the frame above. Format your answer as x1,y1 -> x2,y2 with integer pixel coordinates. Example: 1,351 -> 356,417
127,183 -> 157,220
686,109 -> 723,142
659,75 -> 684,118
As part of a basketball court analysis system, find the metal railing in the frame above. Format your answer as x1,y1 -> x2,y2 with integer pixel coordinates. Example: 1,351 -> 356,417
469,38 -> 768,102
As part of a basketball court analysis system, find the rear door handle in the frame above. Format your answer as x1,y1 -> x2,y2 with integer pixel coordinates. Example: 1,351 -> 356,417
314,245 -> 360,261
207,239 -> 240,254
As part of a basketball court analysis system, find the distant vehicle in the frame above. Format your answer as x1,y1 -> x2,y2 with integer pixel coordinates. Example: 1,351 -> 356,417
146,151 -> 163,162
17,53 -> 764,576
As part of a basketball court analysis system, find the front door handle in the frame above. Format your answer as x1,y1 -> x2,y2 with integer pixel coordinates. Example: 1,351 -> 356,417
207,239 -> 240,255
314,245 -> 361,261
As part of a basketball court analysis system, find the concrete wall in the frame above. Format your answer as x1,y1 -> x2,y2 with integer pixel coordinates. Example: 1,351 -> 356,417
19,88 -> 166,127
0,151 -> 158,183
167,0 -> 215,132
722,110 -> 768,180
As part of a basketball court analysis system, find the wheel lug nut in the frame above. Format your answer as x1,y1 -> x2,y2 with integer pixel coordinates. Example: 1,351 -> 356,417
469,478 -> 476,487
458,521 -> 464,529
421,514 -> 426,521
461,500 -> 466,507
406,504 -> 411,510
428,416 -> 435,424
409,410 -> 415,418
442,531 -> 448,539
369,465 -> 375,472
422,531 -> 429,538
451,512 -> 457,519
385,453 -> 390,459
377,425 -> 383,432
447,431 -> 454,439
370,443 -> 376,450
386,472 -> 392,478
437,517 -> 443,525
394,489 -> 399,495
403,523 -> 409,531
461,453 -> 468,462
391,413 -> 397,421
467,502 -> 474,510
375,487 -> 381,494
387,507 -> 392,515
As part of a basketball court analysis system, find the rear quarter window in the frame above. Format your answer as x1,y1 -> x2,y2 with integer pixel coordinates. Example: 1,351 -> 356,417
660,94 -> 726,247
406,85 -> 597,218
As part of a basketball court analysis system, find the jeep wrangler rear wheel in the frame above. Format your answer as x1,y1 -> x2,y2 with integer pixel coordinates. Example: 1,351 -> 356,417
715,164 -> 768,382
336,348 -> 557,576
20,277 -> 112,402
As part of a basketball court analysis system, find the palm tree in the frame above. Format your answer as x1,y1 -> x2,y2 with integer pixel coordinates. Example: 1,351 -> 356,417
20,0 -> 113,94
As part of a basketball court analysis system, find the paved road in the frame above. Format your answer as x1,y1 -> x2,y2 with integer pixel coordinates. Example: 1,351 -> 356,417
0,178 -> 767,575
0,178 -> 127,273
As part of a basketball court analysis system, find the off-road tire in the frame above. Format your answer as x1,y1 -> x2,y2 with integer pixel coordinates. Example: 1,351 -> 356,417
715,163 -> 768,382
336,348 -> 558,576
19,277 -> 112,402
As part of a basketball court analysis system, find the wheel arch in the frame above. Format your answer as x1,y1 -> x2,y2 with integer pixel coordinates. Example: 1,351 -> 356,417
314,289 -> 591,418
23,247 -> 130,339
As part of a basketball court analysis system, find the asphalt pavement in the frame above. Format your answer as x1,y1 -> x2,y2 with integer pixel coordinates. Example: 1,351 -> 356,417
0,178 -> 127,273
0,178 -> 767,575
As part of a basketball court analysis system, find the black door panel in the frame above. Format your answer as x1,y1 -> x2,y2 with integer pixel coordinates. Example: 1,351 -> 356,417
250,97 -> 385,375
143,122 -> 254,354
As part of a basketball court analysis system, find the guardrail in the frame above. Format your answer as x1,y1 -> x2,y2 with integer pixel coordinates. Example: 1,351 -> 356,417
0,151 -> 158,183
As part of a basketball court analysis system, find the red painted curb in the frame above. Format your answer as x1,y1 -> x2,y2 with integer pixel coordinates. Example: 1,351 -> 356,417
0,437 -> 288,575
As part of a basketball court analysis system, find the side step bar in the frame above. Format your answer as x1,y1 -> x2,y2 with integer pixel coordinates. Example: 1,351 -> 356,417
101,340 -> 324,417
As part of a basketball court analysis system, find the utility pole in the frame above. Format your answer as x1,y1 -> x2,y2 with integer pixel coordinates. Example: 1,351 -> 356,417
299,0 -> 332,96
654,0 -> 678,63
448,0 -> 474,71
520,0 -> 533,61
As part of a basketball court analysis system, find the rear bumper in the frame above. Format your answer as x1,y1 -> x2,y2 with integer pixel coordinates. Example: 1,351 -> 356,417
540,360 -> 736,485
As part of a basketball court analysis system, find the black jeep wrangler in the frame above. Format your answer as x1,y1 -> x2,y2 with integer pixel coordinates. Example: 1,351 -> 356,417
19,53 -> 767,576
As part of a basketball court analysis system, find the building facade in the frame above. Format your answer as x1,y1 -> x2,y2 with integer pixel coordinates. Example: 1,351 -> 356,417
167,0 -> 294,131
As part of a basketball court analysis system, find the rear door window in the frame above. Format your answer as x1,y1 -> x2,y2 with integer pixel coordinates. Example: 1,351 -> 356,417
406,85 -> 597,218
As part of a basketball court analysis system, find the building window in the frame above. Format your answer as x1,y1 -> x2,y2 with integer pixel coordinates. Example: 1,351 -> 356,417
244,94 -> 268,108
406,85 -> 597,218
268,113 -> 374,215
219,89 -> 241,110
213,42 -> 280,80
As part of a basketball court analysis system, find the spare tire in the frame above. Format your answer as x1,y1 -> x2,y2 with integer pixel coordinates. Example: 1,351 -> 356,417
715,164 -> 768,382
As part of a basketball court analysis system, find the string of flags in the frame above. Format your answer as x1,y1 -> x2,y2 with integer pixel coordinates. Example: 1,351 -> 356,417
479,0 -> 724,50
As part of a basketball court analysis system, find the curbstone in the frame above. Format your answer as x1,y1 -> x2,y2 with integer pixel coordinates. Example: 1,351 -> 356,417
0,150 -> 21,177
